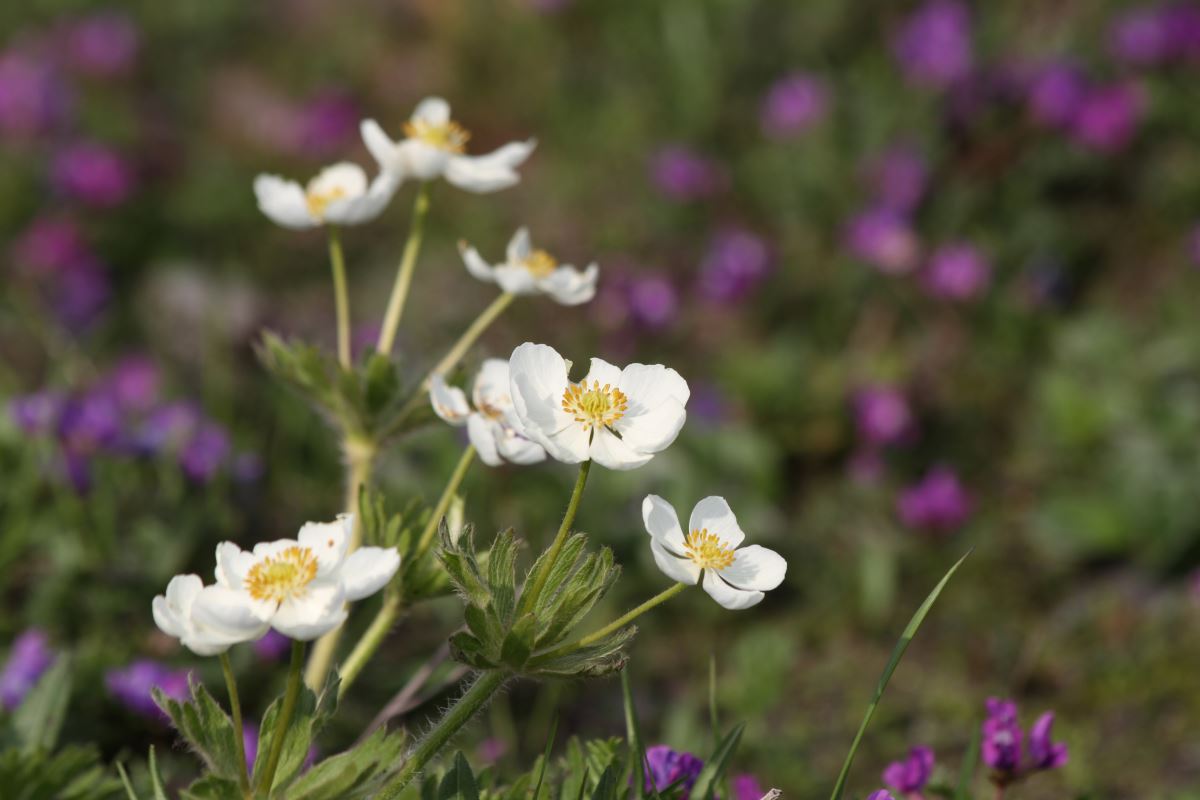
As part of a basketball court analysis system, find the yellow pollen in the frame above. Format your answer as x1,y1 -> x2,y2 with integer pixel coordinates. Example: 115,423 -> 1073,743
245,546 -> 319,604
403,118 -> 471,153
561,380 -> 628,430
305,186 -> 348,220
522,249 -> 558,277
684,528 -> 735,571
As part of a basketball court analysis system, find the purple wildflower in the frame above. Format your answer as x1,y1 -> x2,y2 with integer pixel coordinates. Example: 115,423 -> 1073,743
137,402 -> 200,453
52,141 -> 134,207
244,724 -> 259,775
54,257 -> 112,328
297,90 -> 358,157
699,228 -> 772,302
628,274 -> 679,328
11,217 -> 88,276
0,45 -> 72,138
844,208 -> 919,275
57,389 -> 122,454
853,386 -> 912,447
892,0 -> 973,89
760,72 -> 830,139
1028,712 -> 1069,770
62,12 -> 139,78
0,629 -> 56,710
922,243 -> 991,301
252,630 -> 290,662
1070,82 -> 1144,153
864,145 -> 927,214
104,356 -> 160,413
9,391 -> 65,436
180,422 -> 231,482
1109,7 -> 1173,66
897,467 -> 972,532
106,659 -> 190,720
649,146 -> 727,201
882,746 -> 934,795
1026,62 -> 1087,129
477,737 -> 508,764
644,745 -> 704,798
866,792 -> 896,800
981,698 -> 1022,775
732,774 -> 765,800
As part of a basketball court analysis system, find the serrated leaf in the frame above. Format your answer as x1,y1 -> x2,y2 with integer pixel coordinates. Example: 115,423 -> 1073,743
180,775 -> 243,800
499,614 -> 538,670
486,530 -> 520,626
13,654 -> 72,752
253,671 -> 340,793
438,752 -> 479,800
285,727 -> 408,800
154,677 -> 243,782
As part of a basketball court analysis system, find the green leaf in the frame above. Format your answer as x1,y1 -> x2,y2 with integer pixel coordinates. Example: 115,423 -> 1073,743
828,550 -> 971,800
499,614 -> 538,670
589,765 -> 618,800
13,654 -> 72,752
149,746 -> 169,800
689,724 -> 744,800
530,718 -> 558,800
437,752 -> 479,800
954,725 -> 981,800
116,762 -> 140,800
154,677 -> 243,782
285,727 -> 408,800
620,669 -> 656,800
180,775 -> 243,800
0,744 -> 124,799
253,670 -> 341,793
486,530 -> 520,626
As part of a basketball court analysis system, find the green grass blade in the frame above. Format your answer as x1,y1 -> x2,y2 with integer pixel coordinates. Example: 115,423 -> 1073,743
955,725 -> 981,800
531,717 -> 558,800
708,652 -> 719,749
115,763 -> 139,800
620,668 -> 659,800
828,550 -> 971,800
690,723 -> 745,800
148,746 -> 169,800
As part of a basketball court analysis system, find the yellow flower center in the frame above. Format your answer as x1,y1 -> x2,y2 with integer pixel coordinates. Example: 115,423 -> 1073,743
522,249 -> 558,278
684,528 -> 736,571
305,187 -> 348,220
245,546 -> 319,604
403,118 -> 471,153
561,380 -> 628,430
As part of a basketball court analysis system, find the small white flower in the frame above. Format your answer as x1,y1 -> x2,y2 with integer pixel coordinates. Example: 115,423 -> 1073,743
642,495 -> 786,610
459,227 -> 598,306
431,359 -> 546,467
508,342 -> 689,471
152,574 -> 257,656
361,97 -> 535,193
190,515 -> 400,642
254,162 -> 399,229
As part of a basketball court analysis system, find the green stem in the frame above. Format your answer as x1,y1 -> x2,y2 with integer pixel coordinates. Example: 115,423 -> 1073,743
220,653 -> 251,797
540,582 -> 686,661
254,641 -> 305,798
520,460 -> 591,614
415,445 -> 477,558
328,226 -> 352,370
337,594 -> 403,700
422,292 -> 516,389
378,671 -> 509,799
376,183 -> 431,357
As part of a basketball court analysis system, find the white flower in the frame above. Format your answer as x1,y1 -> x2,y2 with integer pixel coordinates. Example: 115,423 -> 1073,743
431,359 -> 546,467
361,97 -> 535,193
152,574 -> 258,656
641,495 -> 786,610
254,162 -> 399,229
508,342 -> 689,470
190,515 -> 400,642
459,227 -> 598,306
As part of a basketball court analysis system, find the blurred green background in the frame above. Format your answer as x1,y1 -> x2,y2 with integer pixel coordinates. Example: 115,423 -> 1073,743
3,0 -> 1200,797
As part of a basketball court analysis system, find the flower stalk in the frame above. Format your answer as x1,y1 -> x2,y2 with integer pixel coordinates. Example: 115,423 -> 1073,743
521,460 -> 591,613
423,292 -> 515,389
327,226 -> 352,370
254,641 -> 305,798
219,653 -> 251,797
414,445 -> 477,558
377,183 -> 431,357
538,581 -> 686,662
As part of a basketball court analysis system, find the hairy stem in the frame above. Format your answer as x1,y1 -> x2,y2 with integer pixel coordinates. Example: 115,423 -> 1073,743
520,460 -> 591,614
328,226 -> 352,369
376,183 -> 431,357
378,670 -> 509,799
254,641 -> 305,798
539,581 -> 686,661
219,653 -> 251,797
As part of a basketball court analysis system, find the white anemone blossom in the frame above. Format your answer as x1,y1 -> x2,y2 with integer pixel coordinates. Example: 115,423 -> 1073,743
152,574 -> 255,656
508,342 -> 689,471
183,515 -> 400,642
642,495 -> 786,610
431,359 -> 546,467
361,97 -> 535,193
254,162 -> 399,229
459,227 -> 598,306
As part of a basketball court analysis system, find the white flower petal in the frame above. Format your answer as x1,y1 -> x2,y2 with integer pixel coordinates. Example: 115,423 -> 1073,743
254,174 -> 316,229
506,227 -> 532,264
618,363 -> 691,411
361,118 -> 401,173
340,547 -> 401,601
719,545 -> 787,592
271,582 -> 347,640
688,496 -> 745,549
214,542 -> 254,589
431,376 -> 471,426
496,428 -> 547,464
509,342 -> 572,441
651,541 -> 701,585
193,585 -> 274,635
542,422 -> 592,463
493,264 -> 539,295
459,241 -> 498,284
537,263 -> 598,306
467,413 -> 503,466
589,427 -> 653,470
152,574 -> 202,639
297,516 -> 352,576
306,162 -> 367,199
641,495 -> 687,553
324,172 -> 400,225
702,570 -> 764,610
615,398 -> 687,454
472,359 -> 513,412
412,96 -> 451,126
399,138 -> 450,181
444,153 -> 521,193
582,357 -> 623,388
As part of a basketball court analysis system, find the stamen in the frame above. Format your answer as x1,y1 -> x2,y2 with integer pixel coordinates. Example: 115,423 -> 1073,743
245,546 -> 319,604
403,119 -> 471,153
561,380 -> 628,431
305,186 -> 348,220
683,528 -> 735,571
522,249 -> 558,277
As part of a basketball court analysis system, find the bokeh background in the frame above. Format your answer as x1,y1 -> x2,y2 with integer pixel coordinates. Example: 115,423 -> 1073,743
3,0 -> 1200,797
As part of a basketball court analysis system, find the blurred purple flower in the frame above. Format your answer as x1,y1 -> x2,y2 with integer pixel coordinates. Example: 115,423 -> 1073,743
252,630 -> 290,662
244,724 -> 259,775
844,208 -> 919,275
137,402 -> 200,453
689,382 -> 731,426
629,274 -> 679,328
864,145 -> 927,214
897,467 -> 971,532
477,737 -> 507,764
105,356 -> 160,413
981,697 -> 1022,775
732,774 -> 765,800
0,629 -> 56,710
58,389 -> 122,453
297,91 -> 359,157
1026,62 -> 1087,129
700,228 -> 772,302
644,745 -> 704,798
0,46 -> 71,138
9,391 -> 65,436
1109,7 -> 1173,66
760,72 -> 830,139
180,422 -> 231,482
649,146 -> 727,201
52,141 -> 134,207
106,659 -> 189,720
1028,712 -> 1069,770
1070,82 -> 1144,153
892,0 -> 973,89
882,746 -> 934,795
62,12 -> 139,77
54,257 -> 112,328
12,217 -> 89,276
922,243 -> 991,301
1164,5 -> 1200,60
866,792 -> 896,800
854,386 -> 913,447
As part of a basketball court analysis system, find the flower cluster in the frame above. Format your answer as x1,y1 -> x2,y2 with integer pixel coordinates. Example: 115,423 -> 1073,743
982,697 -> 1069,786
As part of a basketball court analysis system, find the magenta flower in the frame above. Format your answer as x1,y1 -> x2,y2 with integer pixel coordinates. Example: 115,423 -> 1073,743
1028,712 -> 1069,770
0,629 -> 56,710
892,0 -> 973,89
252,629 -> 290,662
0,46 -> 72,138
700,228 -> 772,302
844,208 -> 920,275
863,145 -> 928,214
9,391 -> 65,437
104,356 -> 160,413
981,698 -> 1022,775
297,90 -> 359,157
922,243 -> 991,301
629,274 -> 680,328
760,72 -> 830,139
62,12 -> 139,77
882,746 -> 934,795
866,792 -> 896,800
106,659 -> 190,720
1109,7 -> 1173,66
644,745 -> 704,798
11,217 -> 89,276
732,774 -> 765,800
1026,62 -> 1087,129
52,141 -> 134,207
1070,83 -> 1144,153
179,422 -> 232,483
649,146 -> 727,201
853,386 -> 912,447
897,467 -> 971,532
